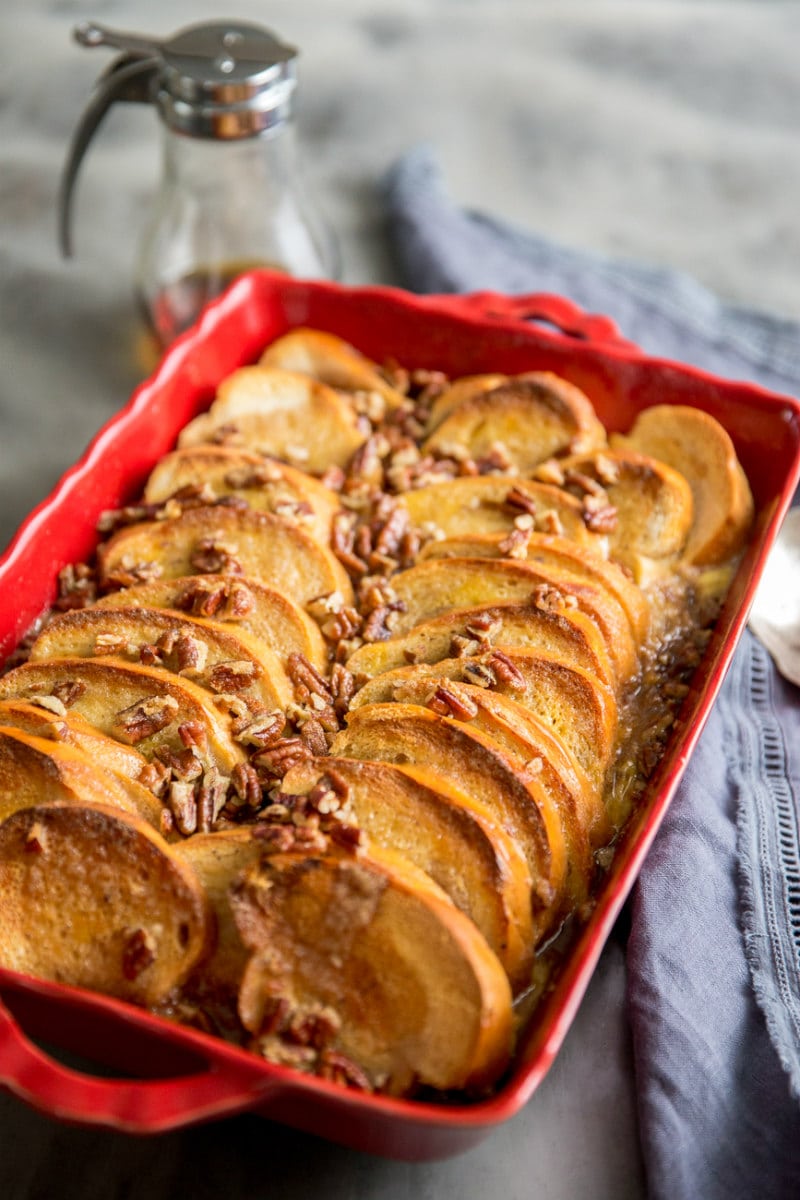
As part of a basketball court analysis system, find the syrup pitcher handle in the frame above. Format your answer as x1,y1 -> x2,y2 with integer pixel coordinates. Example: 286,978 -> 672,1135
58,44 -> 159,257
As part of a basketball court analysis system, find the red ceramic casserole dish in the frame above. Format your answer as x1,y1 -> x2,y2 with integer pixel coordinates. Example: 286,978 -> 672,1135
0,271 -> 798,1160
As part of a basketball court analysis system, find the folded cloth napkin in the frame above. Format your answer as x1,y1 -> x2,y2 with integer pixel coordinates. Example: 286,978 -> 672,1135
383,145 -> 800,1200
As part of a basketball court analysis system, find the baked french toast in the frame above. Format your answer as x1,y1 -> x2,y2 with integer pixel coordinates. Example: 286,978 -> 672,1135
0,327 -> 754,1100
178,366 -> 367,470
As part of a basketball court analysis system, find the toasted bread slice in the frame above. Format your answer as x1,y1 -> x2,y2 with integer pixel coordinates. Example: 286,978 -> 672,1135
346,598 -> 616,691
31,607 -> 293,714
282,757 -> 536,989
97,506 -> 353,608
0,726 -> 164,829
424,374 -> 508,429
350,651 -> 617,819
419,533 -> 650,645
0,659 -> 245,772
173,828 -> 264,997
0,802 -> 209,1005
95,576 -> 328,672
231,849 -> 513,1094
611,405 -> 754,565
400,477 -> 600,548
341,677 -> 597,867
143,447 -> 340,547
387,558 -> 638,684
423,372 -> 606,471
259,328 -> 406,410
550,448 -> 695,575
331,703 -> 568,930
335,682 -> 592,906
178,367 -> 366,471
0,698 -> 150,783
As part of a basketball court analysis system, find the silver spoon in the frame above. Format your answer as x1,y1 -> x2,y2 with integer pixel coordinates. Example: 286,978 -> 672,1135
749,507 -> 800,687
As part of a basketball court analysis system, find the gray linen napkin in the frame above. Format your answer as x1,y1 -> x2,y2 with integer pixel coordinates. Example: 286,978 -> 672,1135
383,145 -> 800,1200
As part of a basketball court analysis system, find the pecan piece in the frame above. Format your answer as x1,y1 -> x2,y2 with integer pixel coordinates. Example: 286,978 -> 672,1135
233,709 -> 286,749
189,539 -> 243,576
252,737 -> 312,781
50,680 -> 87,709
207,659 -> 260,693
111,695 -> 179,744
287,653 -> 333,704
122,929 -> 156,981
487,650 -> 525,688
168,780 -> 198,835
427,684 -> 479,722
230,762 -> 263,809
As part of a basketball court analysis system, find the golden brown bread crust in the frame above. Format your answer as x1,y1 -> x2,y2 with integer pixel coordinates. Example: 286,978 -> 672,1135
346,598 -> 617,691
143,447 -> 340,546
231,849 -> 514,1095
551,447 -> 695,571
96,505 -> 353,607
95,575 -> 328,671
31,605 -> 294,714
611,405 -> 754,565
400,476 -> 602,548
0,658 -> 245,772
417,533 -> 650,646
0,726 -> 165,829
0,802 -> 209,1005
330,702 -> 569,938
349,651 -> 618,828
282,756 -> 536,989
0,698 -> 150,782
178,366 -> 367,471
259,327 -> 407,409
423,372 -> 607,470
340,677 -> 596,894
386,557 -> 638,685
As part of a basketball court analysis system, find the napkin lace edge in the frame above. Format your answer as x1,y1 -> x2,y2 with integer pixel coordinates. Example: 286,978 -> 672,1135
735,634 -> 800,1100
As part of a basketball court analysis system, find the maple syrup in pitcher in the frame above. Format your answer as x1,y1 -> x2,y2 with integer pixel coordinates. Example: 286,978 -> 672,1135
60,20 -> 337,347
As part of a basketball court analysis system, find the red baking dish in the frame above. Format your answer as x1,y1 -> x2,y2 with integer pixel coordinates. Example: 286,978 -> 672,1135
1,271 -> 799,1160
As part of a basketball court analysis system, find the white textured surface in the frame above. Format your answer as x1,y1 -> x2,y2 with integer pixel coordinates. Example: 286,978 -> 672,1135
0,1 -> 796,1195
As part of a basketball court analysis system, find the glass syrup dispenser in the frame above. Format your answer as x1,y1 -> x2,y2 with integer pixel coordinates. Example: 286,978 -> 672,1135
59,19 -> 338,346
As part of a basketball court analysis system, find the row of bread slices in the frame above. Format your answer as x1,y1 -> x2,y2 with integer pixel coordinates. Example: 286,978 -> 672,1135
0,329 -> 754,1097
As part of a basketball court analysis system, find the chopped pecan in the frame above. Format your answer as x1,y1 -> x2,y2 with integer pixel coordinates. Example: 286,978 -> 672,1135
51,680 -> 87,708
230,762 -> 263,809
195,767 -> 228,833
92,633 -> 131,657
172,634 -> 209,675
233,710 -> 286,748
207,659 -> 260,693
156,745 -> 203,782
299,717 -> 329,756
361,606 -> 396,643
320,605 -> 363,642
581,497 -> 618,533
331,512 -> 368,576
102,561 -> 163,589
54,562 -> 97,611
498,526 -> 532,559
319,464 -> 346,492
504,486 -> 538,517
31,694 -> 67,718
462,660 -> 497,688
532,459 -> 565,486
252,738 -> 312,781
449,633 -> 481,658
111,694 -> 179,744
168,780 -> 198,835
287,653 -> 333,704
329,663 -> 357,719
427,684 -> 479,722
286,1006 -> 341,1050
253,824 -> 298,853
189,539 -> 243,576
139,643 -> 161,666
565,469 -> 607,499
138,759 -> 171,797
178,721 -> 208,754
317,1049 -> 374,1093
122,928 -> 156,981
24,821 -> 47,854
487,650 -> 526,688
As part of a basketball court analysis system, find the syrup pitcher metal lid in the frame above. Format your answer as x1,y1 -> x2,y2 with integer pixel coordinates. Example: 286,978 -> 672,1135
58,20 -> 299,256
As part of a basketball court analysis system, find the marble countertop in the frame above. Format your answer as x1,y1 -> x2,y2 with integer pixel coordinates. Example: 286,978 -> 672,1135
1,2 -> 797,1196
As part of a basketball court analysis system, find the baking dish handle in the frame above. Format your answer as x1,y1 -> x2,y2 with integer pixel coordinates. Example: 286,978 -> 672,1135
0,992 -> 275,1132
438,291 -> 639,351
